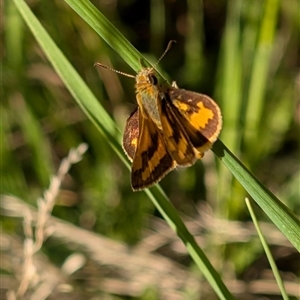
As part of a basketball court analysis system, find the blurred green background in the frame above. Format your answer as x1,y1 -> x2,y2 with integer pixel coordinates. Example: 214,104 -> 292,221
2,0 -> 299,299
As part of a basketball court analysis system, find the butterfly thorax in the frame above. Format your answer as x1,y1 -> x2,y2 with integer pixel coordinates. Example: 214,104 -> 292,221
135,68 -> 163,129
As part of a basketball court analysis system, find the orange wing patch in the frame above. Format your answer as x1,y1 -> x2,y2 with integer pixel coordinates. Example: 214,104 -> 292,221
168,88 -> 222,153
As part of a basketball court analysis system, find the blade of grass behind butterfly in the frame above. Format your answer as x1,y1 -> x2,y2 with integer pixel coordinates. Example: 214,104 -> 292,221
244,0 -> 280,162
245,198 -> 289,300
12,0 -> 234,299
215,0 -> 244,218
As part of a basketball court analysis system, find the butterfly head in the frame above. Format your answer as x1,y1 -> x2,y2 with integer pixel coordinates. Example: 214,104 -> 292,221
135,67 -> 160,93
135,40 -> 176,92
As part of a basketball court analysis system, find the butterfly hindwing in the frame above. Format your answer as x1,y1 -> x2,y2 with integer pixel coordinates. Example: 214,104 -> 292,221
122,108 -> 139,162
167,87 -> 222,153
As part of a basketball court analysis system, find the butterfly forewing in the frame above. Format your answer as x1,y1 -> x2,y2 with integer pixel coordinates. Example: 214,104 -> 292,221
158,96 -> 197,166
130,109 -> 175,191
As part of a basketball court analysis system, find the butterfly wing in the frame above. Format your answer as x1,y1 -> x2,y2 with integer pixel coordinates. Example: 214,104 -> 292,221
167,87 -> 222,154
158,95 -> 198,166
122,108 -> 139,162
130,108 -> 175,191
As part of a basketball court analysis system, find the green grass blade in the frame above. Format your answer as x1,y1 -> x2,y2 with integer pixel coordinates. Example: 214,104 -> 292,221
244,0 -> 280,152
1,106 -> 28,198
215,0 -> 243,218
12,0 -> 234,298
245,198 -> 290,300
11,96 -> 53,188
219,0 -> 243,153
213,140 -> 300,251
148,187 -> 234,300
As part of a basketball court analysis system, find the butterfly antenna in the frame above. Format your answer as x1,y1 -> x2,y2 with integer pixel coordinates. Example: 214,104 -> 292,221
152,40 -> 177,69
94,62 -> 136,79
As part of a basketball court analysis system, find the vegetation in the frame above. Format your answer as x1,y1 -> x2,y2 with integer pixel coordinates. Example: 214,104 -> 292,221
2,0 -> 299,299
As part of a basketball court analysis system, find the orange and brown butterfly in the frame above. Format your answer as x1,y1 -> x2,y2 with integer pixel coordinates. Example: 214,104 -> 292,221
95,41 -> 222,191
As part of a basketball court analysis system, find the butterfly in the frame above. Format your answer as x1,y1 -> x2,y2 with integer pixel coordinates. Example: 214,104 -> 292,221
95,42 -> 222,191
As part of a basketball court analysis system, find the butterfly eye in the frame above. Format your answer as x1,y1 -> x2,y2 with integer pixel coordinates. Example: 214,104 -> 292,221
149,74 -> 158,85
